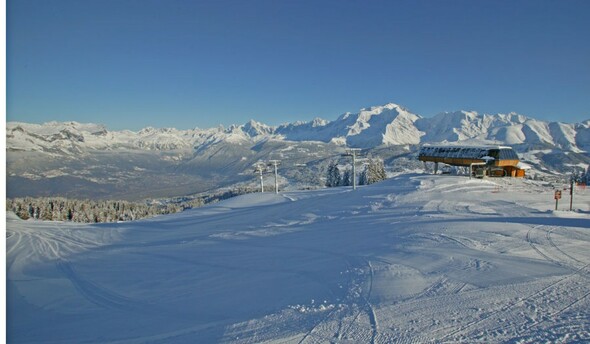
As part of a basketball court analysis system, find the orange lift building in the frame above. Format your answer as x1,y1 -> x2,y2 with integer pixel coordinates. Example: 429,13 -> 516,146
418,145 -> 528,177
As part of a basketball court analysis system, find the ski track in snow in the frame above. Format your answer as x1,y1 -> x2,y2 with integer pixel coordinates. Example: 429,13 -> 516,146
6,174 -> 590,343
436,223 -> 590,342
55,259 -> 150,312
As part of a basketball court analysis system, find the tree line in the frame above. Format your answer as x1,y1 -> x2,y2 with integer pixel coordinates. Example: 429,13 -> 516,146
6,197 -> 189,223
6,186 -> 258,223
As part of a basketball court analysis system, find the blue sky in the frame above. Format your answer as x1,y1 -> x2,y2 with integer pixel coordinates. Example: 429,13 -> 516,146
7,0 -> 590,130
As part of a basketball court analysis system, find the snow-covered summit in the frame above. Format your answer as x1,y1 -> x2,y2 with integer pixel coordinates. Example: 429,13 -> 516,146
242,119 -> 275,138
272,102 -> 423,147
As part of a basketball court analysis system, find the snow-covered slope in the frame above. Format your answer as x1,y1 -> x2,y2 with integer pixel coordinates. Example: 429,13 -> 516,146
7,174 -> 590,343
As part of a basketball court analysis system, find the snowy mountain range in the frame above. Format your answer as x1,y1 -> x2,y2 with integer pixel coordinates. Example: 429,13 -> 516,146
7,102 -> 590,199
8,103 -> 590,153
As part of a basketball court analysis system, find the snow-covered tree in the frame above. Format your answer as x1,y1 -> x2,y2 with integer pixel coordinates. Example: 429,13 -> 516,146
360,158 -> 387,185
325,161 -> 341,187
341,169 -> 352,187
6,187 -> 262,223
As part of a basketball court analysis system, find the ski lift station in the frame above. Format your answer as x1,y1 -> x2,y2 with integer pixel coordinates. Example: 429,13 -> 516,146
418,145 -> 529,178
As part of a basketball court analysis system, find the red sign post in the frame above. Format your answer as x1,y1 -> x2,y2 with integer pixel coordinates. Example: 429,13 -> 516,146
554,190 -> 562,210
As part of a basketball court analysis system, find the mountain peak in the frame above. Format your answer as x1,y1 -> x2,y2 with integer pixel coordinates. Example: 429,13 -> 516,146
362,102 -> 404,112
311,117 -> 328,127
242,119 -> 274,137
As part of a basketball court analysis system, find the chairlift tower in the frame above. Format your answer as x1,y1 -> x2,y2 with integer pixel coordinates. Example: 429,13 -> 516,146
268,160 -> 281,194
342,148 -> 362,190
254,163 -> 266,192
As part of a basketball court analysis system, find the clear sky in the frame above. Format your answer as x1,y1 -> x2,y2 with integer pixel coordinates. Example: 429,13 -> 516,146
7,0 -> 590,130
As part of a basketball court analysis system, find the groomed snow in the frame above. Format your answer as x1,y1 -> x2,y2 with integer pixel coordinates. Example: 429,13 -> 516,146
7,174 -> 590,343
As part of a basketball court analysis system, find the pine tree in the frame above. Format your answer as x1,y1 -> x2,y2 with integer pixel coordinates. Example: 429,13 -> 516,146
325,161 -> 341,187
372,158 -> 387,183
361,158 -> 387,185
16,203 -> 30,220
358,169 -> 368,186
341,169 -> 352,187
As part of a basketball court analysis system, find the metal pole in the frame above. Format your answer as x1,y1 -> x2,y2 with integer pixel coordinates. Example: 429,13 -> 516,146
352,152 -> 356,190
570,179 -> 574,211
351,149 -> 361,190
342,148 -> 361,190
275,162 -> 278,194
